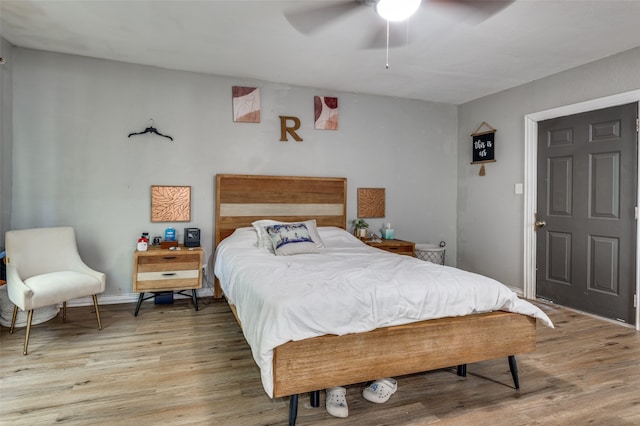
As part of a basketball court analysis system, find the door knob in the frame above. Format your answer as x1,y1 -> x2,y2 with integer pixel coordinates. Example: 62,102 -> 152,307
534,220 -> 547,231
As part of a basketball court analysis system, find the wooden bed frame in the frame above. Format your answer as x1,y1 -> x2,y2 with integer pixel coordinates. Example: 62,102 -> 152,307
214,174 -> 537,425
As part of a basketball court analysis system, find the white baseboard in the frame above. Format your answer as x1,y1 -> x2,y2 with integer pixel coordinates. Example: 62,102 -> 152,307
508,285 -> 524,297
73,285 -> 523,307
65,287 -> 215,308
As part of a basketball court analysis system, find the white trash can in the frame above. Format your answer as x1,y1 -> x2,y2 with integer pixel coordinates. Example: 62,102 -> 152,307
415,243 -> 445,265
0,284 -> 60,327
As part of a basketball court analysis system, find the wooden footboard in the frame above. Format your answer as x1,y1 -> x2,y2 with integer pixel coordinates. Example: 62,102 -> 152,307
272,311 -> 536,398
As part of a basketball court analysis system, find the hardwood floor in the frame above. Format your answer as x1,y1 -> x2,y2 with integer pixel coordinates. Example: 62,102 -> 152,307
1,298 -> 638,425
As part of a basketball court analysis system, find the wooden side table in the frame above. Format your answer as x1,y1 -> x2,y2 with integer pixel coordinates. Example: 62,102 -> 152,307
133,245 -> 203,316
365,239 -> 415,256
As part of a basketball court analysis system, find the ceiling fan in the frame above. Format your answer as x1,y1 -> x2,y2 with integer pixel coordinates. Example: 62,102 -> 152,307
285,0 -> 513,50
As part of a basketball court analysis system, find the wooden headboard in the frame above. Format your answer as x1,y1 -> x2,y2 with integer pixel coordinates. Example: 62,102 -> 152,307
214,174 -> 347,298
215,174 -> 347,248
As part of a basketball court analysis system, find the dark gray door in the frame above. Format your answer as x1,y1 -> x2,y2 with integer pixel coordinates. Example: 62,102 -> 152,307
537,103 -> 637,323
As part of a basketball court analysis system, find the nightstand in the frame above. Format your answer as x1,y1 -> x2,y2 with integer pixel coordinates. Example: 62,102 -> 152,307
365,239 -> 415,256
133,245 -> 203,316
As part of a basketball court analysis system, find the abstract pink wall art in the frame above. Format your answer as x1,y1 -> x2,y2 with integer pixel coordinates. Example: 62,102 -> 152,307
314,96 -> 338,130
232,86 -> 261,123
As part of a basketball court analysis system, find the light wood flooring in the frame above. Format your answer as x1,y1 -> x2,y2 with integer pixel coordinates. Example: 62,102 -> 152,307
1,298 -> 639,425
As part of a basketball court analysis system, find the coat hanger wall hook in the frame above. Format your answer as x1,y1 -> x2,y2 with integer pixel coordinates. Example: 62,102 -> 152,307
128,118 -> 173,141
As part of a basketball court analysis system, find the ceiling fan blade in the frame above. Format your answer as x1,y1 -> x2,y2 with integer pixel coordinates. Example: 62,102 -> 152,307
425,0 -> 514,24
284,1 -> 363,35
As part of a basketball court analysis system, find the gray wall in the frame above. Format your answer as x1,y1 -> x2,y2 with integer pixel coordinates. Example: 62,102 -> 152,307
8,47 -> 458,301
0,39 -> 13,250
6,43 -> 638,302
457,47 -> 640,290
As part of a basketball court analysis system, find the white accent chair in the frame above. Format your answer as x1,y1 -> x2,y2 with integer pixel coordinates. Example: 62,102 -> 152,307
5,227 -> 105,355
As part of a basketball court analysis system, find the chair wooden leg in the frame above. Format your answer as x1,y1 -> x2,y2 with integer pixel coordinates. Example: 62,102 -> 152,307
10,305 -> 18,333
63,301 -> 67,321
23,310 -> 34,355
92,295 -> 103,330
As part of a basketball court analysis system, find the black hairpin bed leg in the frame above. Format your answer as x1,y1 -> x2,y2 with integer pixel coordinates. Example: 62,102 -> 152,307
457,364 -> 467,377
508,355 -> 520,389
310,390 -> 320,407
289,394 -> 299,426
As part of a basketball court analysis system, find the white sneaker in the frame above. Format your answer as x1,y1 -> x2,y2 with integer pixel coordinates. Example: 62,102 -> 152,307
326,386 -> 348,418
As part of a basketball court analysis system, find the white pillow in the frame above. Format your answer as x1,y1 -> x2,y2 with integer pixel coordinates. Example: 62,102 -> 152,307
263,223 -> 320,256
252,219 -> 325,250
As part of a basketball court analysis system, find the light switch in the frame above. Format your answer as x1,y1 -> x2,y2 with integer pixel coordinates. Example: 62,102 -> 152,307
515,183 -> 523,195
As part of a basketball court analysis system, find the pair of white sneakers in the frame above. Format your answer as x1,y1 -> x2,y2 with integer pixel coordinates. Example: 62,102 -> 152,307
326,378 -> 398,418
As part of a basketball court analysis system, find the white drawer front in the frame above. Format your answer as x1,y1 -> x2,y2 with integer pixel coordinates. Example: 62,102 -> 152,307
137,270 -> 199,281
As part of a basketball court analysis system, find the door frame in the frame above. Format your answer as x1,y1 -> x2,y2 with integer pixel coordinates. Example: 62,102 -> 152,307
523,89 -> 640,330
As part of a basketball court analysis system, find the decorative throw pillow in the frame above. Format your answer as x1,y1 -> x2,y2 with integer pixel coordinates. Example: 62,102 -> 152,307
264,223 -> 320,256
252,219 -> 325,250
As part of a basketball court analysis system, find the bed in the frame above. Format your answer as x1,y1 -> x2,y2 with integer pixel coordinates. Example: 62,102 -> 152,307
213,174 -> 553,425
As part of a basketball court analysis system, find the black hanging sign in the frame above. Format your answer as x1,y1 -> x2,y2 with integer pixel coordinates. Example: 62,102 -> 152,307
472,131 -> 495,163
471,121 -> 496,176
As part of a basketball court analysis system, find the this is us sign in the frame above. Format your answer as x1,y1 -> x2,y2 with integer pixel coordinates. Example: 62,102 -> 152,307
471,121 -> 496,176
472,131 -> 495,163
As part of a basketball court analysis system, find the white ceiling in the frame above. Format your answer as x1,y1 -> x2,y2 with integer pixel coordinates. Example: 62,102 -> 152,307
1,0 -> 640,105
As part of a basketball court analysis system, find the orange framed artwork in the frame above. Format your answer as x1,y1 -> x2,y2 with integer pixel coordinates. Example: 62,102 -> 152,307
150,185 -> 191,222
357,188 -> 385,218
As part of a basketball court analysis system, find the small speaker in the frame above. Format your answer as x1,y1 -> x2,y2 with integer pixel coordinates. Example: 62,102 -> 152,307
184,228 -> 200,247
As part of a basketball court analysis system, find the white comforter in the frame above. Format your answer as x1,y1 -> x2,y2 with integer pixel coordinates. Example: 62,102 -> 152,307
214,227 -> 553,398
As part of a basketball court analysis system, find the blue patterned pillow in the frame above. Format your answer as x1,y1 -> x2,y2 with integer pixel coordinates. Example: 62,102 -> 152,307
264,223 -> 320,256
252,219 -> 325,250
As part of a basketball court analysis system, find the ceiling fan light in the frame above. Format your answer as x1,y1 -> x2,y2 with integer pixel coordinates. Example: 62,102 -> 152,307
375,0 -> 421,22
